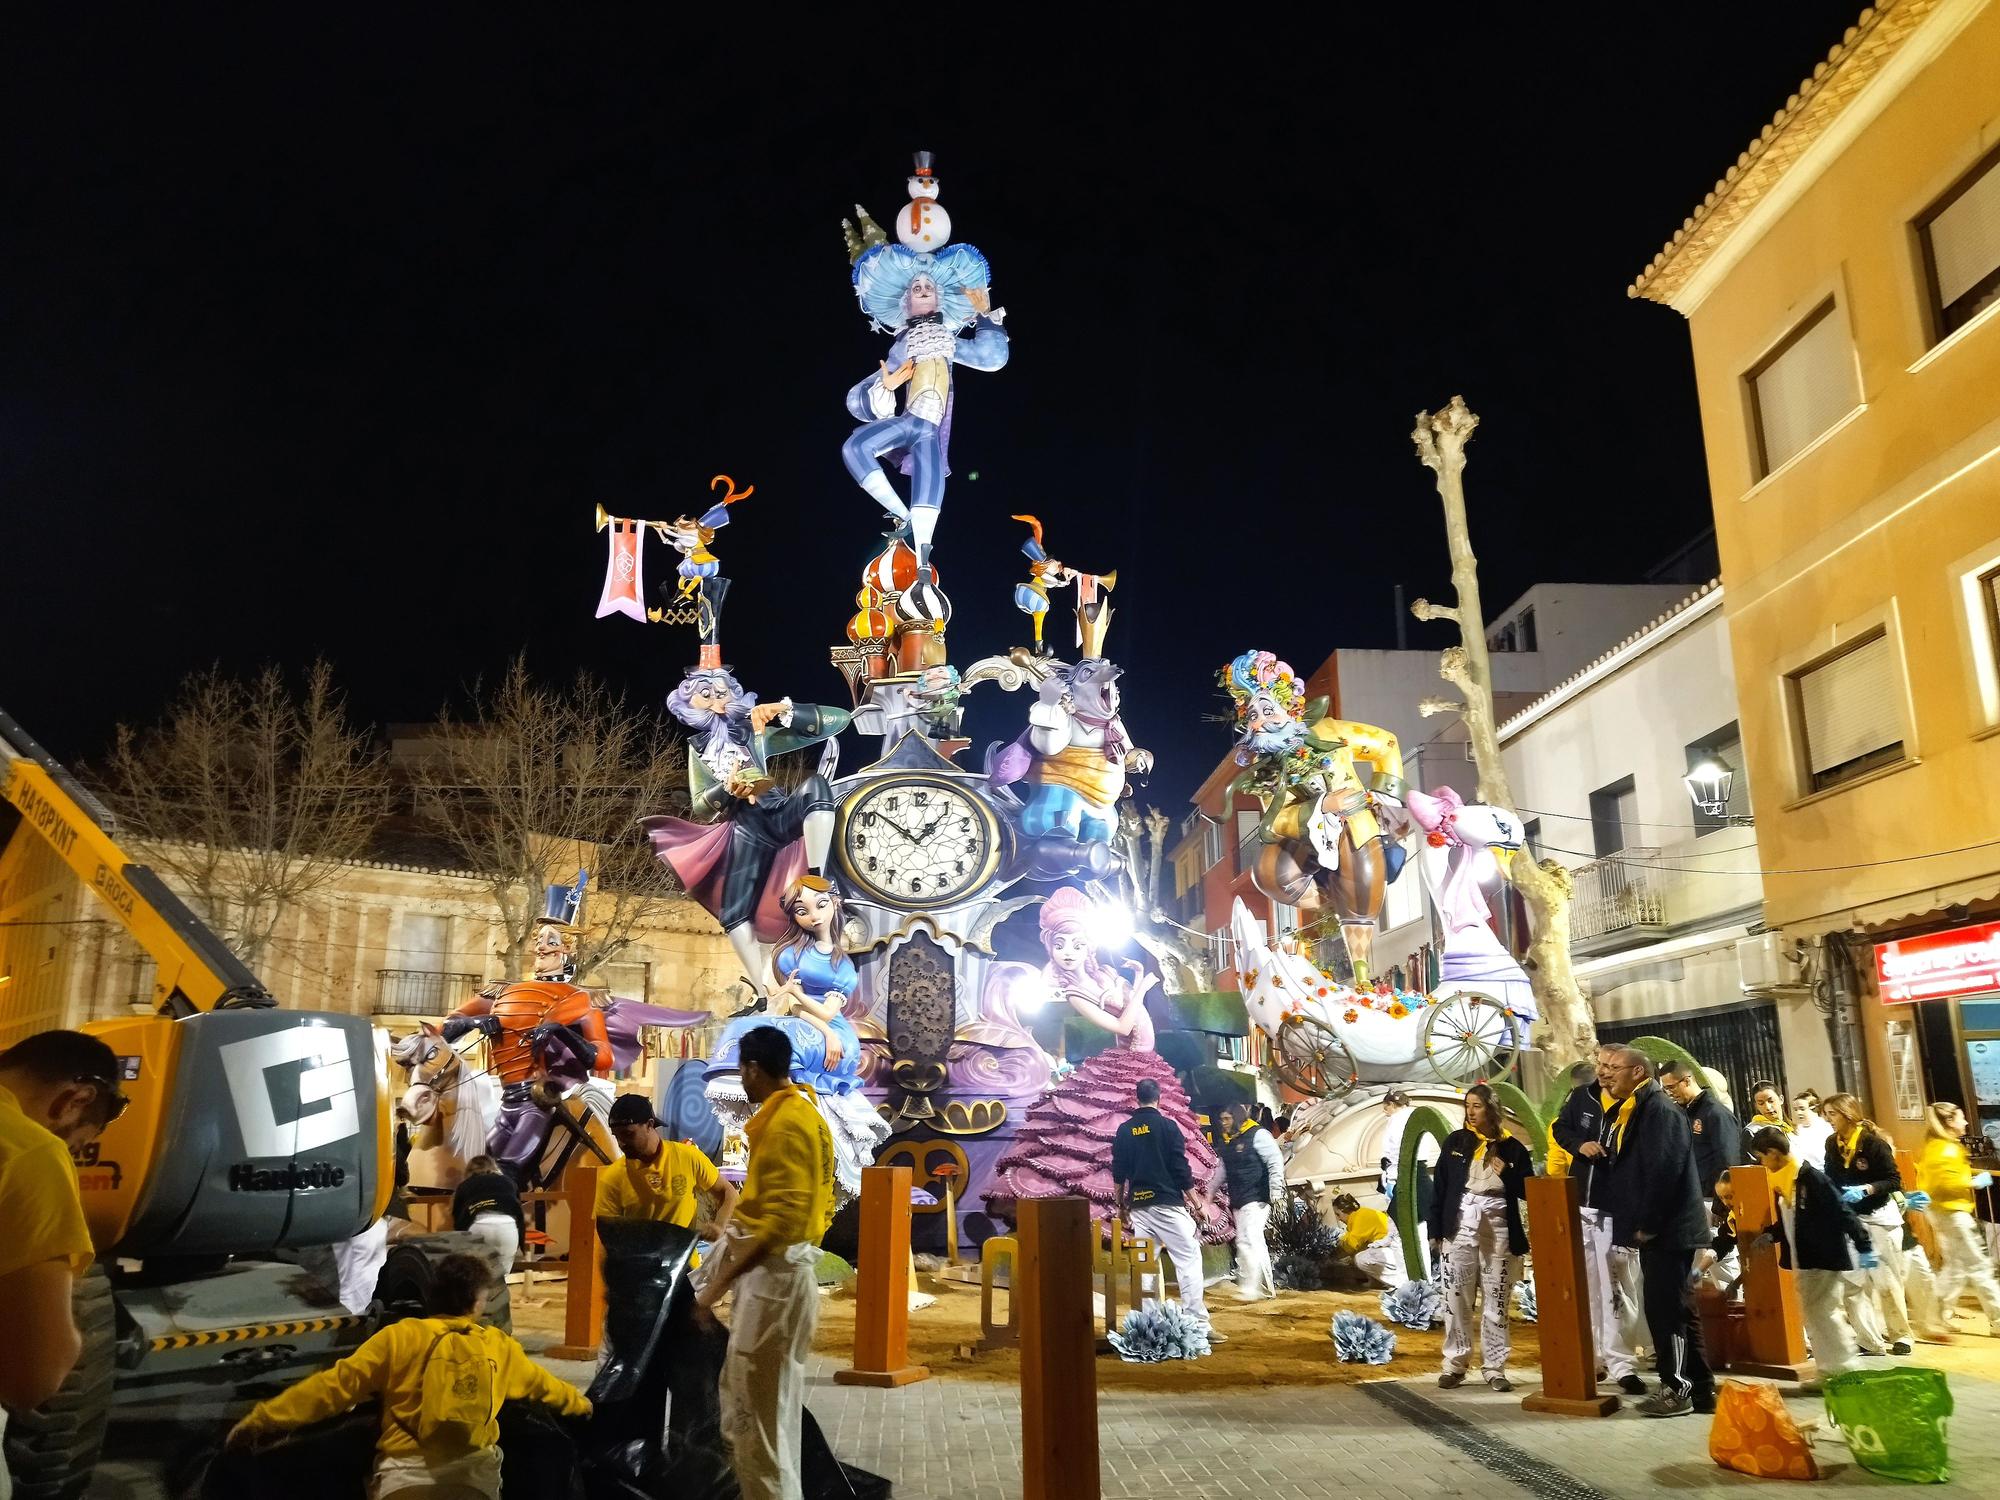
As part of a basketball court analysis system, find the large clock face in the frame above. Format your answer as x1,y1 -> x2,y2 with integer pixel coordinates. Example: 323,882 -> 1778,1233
840,775 -> 997,909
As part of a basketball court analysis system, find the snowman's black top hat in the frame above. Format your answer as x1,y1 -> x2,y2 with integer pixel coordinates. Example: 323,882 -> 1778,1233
910,150 -> 936,179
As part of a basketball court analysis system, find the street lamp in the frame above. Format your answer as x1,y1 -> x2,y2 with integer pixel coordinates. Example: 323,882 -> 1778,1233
1683,755 -> 1742,822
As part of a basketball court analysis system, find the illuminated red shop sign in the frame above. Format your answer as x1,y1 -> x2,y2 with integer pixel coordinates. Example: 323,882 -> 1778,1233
1875,920 -> 2000,1004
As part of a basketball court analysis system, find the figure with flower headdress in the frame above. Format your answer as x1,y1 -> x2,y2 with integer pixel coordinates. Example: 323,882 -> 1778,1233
1222,650 -> 1409,985
840,152 -> 1010,570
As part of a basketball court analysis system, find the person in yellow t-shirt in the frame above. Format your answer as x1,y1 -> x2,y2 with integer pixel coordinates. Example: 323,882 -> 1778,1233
1917,1100 -> 2000,1328
0,1027 -> 125,1480
598,1094 -> 736,1239
693,1026 -> 835,1500
226,1252 -> 589,1498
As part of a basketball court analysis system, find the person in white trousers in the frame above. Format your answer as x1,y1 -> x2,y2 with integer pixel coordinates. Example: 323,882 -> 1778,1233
1548,1051 -> 1648,1395
1918,1100 -> 2000,1331
1113,1077 -> 1222,1340
1742,1137 -> 1877,1377
1210,1101 -> 1284,1301
1429,1083 -> 1533,1392
694,1026 -> 838,1500
1821,1093 -> 1914,1355
452,1153 -> 524,1277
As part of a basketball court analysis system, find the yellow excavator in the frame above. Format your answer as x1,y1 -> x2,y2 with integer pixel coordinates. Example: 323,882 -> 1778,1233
0,708 -> 407,1499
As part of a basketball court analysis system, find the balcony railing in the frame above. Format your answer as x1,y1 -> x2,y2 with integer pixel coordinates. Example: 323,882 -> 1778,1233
1570,850 -> 1668,946
375,968 -> 484,1017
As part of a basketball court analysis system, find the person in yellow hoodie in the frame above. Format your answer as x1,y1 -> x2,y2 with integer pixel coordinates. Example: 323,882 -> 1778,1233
1917,1100 -> 2000,1331
225,1252 -> 589,1497
693,1026 -> 836,1500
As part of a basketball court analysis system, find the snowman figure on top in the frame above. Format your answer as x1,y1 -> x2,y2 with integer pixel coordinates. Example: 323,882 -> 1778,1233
839,151 -> 1009,571
899,149 -> 949,249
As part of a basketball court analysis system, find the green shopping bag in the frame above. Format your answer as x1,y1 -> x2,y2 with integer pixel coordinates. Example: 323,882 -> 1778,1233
1823,1367 -> 1953,1484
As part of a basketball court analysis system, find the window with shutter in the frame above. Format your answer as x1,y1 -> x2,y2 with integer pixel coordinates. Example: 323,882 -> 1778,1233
1790,632 -> 1906,792
1920,143 -> 2000,339
1589,777 -> 1636,857
1984,564 -> 2000,665
1746,300 -> 1859,477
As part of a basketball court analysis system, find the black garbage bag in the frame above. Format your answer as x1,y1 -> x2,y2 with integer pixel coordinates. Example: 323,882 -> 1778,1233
580,1218 -> 887,1500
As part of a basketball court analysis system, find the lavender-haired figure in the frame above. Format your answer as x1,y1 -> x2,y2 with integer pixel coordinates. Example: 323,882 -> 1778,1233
640,668 -> 851,993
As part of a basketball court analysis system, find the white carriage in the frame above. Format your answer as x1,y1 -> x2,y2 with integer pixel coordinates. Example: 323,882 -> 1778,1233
1230,897 -> 1526,1098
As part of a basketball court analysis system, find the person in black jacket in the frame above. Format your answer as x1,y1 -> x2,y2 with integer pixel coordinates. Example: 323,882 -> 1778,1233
1658,1061 -> 1745,1197
1548,1049 -> 1646,1395
452,1154 -> 526,1272
1741,1131 -> 1878,1376
1112,1079 -> 1220,1341
1819,1092 -> 1909,1354
1600,1047 -> 1715,1417
1427,1083 -> 1534,1393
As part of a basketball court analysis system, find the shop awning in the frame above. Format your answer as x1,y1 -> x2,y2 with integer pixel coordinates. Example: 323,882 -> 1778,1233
1779,873 -> 2000,941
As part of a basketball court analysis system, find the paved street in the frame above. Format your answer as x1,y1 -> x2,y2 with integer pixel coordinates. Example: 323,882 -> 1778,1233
91,1330 -> 2000,1499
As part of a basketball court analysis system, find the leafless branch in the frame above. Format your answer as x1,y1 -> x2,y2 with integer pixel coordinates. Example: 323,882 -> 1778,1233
407,655 -> 689,979
93,661 -> 390,972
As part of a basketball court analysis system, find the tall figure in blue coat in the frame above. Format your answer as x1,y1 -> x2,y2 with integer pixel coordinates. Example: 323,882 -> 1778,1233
842,238 -> 1008,570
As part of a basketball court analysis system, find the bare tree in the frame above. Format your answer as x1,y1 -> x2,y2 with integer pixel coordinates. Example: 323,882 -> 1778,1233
96,661 -> 391,972
1410,396 -> 1593,1066
409,656 -> 688,980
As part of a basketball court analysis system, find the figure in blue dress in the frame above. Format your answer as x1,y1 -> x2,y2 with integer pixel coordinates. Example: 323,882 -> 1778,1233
710,874 -> 863,1095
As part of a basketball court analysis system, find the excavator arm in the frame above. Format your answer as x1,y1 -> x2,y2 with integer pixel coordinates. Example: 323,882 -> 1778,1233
0,708 -> 272,1014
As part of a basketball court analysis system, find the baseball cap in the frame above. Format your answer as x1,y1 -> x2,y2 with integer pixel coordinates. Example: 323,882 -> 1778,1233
607,1094 -> 660,1128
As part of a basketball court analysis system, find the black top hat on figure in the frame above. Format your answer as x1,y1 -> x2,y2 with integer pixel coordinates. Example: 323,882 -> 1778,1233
542,869 -> 589,930
910,150 -> 936,180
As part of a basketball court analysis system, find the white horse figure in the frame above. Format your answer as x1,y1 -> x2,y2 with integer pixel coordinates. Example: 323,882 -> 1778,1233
1404,787 -> 1538,1021
390,1023 -> 502,1191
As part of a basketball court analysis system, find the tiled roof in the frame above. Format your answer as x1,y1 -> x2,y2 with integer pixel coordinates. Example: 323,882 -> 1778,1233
1628,1 -> 1938,304
1497,579 -> 1724,738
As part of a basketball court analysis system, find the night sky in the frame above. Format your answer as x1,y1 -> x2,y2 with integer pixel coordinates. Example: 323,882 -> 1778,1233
2,11 -> 1867,807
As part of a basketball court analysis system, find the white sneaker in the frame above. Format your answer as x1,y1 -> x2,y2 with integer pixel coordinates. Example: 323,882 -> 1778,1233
1203,1327 -> 1228,1344
1233,1290 -> 1264,1303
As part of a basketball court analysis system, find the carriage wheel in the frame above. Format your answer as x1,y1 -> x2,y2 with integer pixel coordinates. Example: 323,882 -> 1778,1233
1273,1015 -> 1360,1100
1421,992 -> 1520,1086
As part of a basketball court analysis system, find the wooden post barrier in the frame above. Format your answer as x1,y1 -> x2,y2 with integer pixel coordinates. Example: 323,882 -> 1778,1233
546,1161 -> 604,1361
978,1235 -> 1019,1350
935,1163 -> 962,1264
836,1165 -> 931,1388
1521,1175 -> 1619,1416
1727,1163 -> 1811,1381
1021,1197 -> 1099,1500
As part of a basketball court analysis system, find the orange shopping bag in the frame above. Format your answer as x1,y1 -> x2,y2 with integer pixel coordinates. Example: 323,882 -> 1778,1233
1708,1379 -> 1821,1481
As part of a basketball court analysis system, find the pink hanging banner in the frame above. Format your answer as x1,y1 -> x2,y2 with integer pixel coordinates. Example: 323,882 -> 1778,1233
596,518 -> 645,621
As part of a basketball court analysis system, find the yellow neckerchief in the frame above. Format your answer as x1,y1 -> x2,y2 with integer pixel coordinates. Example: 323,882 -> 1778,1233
1604,1088 -> 1639,1152
1838,1125 -> 1866,1169
1767,1157 -> 1800,1205
1232,1120 -> 1259,1141
1750,1113 -> 1789,1133
1468,1126 -> 1505,1165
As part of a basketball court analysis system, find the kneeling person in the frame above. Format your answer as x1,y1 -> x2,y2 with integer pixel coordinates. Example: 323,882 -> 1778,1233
226,1252 -> 590,1498
1332,1193 -> 1405,1289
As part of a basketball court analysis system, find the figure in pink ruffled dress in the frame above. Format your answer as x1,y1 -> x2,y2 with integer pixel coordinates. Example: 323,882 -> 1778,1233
994,889 -> 1227,1239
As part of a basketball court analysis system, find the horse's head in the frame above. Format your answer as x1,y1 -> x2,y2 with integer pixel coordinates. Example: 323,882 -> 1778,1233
393,1022 -> 462,1126
1411,789 -> 1526,936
